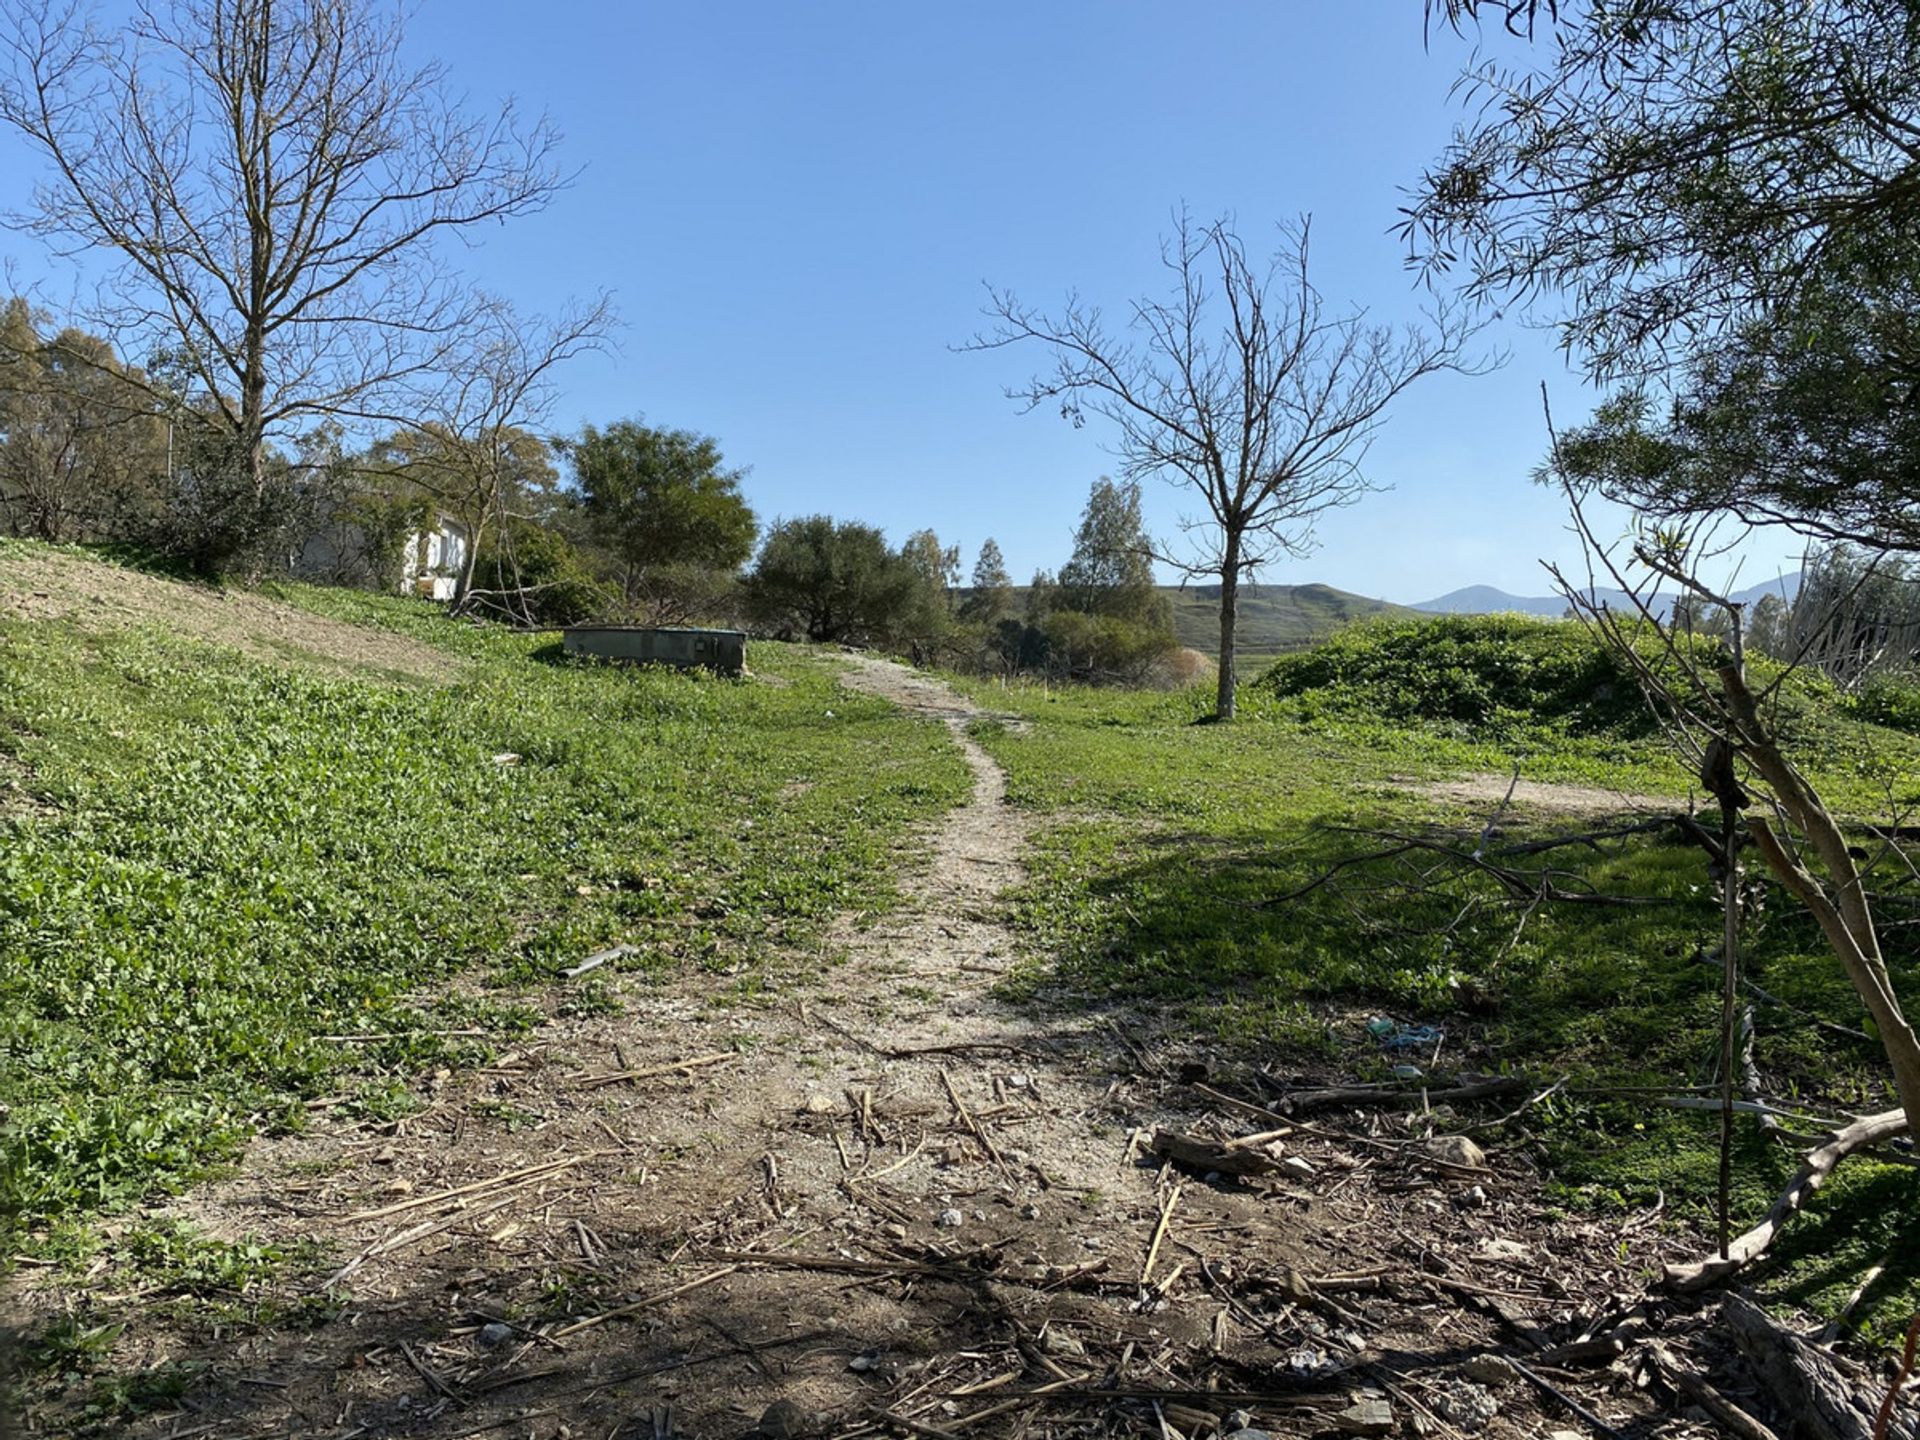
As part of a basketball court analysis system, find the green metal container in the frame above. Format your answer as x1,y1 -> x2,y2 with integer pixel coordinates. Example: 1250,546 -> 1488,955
561,625 -> 747,676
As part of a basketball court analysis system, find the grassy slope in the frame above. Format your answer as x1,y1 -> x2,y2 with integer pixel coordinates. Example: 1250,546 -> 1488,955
0,546 -> 970,1231
955,616 -> 1920,1342
1164,582 -> 1415,664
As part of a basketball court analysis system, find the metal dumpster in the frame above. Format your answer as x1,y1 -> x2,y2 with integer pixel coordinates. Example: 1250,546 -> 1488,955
561,625 -> 747,676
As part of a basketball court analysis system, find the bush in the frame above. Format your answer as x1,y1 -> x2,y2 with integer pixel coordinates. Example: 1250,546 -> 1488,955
1259,614 -> 1654,738
467,520 -> 612,627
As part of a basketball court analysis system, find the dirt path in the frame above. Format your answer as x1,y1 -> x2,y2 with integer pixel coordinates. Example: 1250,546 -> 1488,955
25,658 -> 1676,1440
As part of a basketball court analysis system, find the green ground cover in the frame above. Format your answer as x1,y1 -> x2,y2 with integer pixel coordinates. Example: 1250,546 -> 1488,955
955,615 -> 1920,1341
0,560 -> 969,1233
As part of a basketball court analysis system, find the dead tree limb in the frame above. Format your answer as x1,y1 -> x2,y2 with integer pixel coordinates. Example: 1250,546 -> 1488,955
1664,1110 -> 1910,1292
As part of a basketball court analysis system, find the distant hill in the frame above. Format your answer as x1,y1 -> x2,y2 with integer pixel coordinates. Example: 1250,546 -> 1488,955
1413,572 -> 1800,619
980,582 -> 1413,664
1166,583 -> 1414,662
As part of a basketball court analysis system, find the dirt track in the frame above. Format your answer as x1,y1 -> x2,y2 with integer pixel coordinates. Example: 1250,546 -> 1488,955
18,657 -> 1692,1439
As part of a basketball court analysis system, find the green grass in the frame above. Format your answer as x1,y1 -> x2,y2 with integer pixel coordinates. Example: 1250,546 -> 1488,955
0,562 -> 969,1231
954,615 -> 1920,1344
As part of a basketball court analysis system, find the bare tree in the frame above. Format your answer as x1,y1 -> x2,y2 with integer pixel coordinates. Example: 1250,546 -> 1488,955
0,0 -> 568,546
969,214 -> 1489,719
379,293 -> 613,616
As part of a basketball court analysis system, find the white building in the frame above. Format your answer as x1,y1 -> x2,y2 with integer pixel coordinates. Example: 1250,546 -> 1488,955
293,508 -> 471,602
398,518 -> 470,601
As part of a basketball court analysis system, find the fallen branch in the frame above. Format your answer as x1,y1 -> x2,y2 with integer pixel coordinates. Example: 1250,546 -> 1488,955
1646,1341 -> 1782,1440
340,1153 -> 595,1223
1665,1110 -> 1909,1292
549,1264 -> 741,1338
576,1051 -> 736,1090
1148,1129 -> 1282,1176
1267,1074 -> 1530,1116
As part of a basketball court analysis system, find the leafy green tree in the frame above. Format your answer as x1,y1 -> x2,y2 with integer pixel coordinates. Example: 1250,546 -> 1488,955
1746,591 -> 1791,661
962,538 -> 1013,623
0,299 -> 167,542
1057,477 -> 1166,628
1025,569 -> 1058,622
743,516 -> 926,645
570,419 -> 758,616
1548,238 -> 1920,554
899,528 -> 961,598
1407,0 -> 1920,379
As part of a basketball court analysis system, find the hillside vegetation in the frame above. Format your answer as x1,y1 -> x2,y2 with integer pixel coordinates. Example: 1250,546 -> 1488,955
0,541 -> 969,1229
980,580 -> 1410,666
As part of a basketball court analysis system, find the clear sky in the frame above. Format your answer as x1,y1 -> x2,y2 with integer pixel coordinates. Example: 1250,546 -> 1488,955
0,2 -> 1804,603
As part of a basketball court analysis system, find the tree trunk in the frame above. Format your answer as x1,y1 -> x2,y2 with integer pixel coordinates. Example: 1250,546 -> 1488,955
1720,663 -> 1920,1131
1215,531 -> 1241,721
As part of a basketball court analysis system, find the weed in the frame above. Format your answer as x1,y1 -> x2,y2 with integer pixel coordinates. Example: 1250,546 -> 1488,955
0,558 -> 968,1231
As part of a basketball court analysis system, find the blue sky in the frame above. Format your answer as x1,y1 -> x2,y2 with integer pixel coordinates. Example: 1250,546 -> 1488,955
0,3 -> 1804,602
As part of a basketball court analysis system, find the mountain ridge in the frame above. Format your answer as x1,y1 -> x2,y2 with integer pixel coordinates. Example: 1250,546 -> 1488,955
1412,573 -> 1801,617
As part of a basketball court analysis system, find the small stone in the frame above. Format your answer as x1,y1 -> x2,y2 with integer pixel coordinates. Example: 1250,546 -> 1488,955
1019,1202 -> 1040,1220
1332,1396 -> 1394,1435
1463,1355 -> 1515,1385
801,1093 -> 838,1115
1458,1184 -> 1488,1208
372,1145 -> 398,1165
1225,1410 -> 1255,1430
884,1223 -> 908,1240
1224,1431 -> 1272,1440
1281,1155 -> 1316,1179
1473,1238 -> 1529,1263
935,1208 -> 964,1228
1432,1380 -> 1499,1432
477,1321 -> 513,1348
1423,1134 -> 1487,1169
381,1178 -> 414,1198
848,1351 -> 880,1373
1006,1073 -> 1030,1089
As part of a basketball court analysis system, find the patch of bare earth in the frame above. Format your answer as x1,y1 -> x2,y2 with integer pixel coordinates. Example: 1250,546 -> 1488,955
18,661 -> 1721,1440
0,547 -> 454,682
1396,771 -> 1677,819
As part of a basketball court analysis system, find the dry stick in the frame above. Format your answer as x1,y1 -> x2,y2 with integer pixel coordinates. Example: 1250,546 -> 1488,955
1140,1183 -> 1182,1287
576,1050 -> 735,1090
1715,756 -> 1743,1260
940,1069 -> 1005,1167
942,1376 -> 1084,1432
548,1264 -> 741,1338
874,1408 -> 965,1439
1874,1314 -> 1920,1440
400,1341 -> 465,1409
324,1195 -> 519,1289
1666,1108 -> 1911,1291
340,1154 -> 593,1223
1646,1343 -> 1781,1440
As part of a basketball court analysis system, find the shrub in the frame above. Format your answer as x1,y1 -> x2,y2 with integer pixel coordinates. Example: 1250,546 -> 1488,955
467,520 -> 612,627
